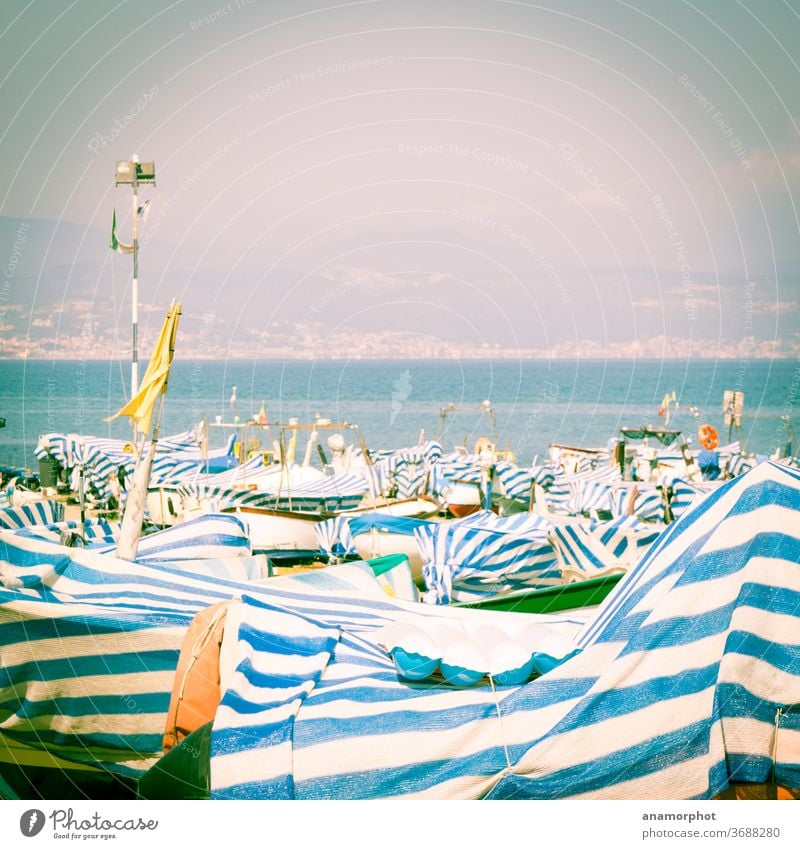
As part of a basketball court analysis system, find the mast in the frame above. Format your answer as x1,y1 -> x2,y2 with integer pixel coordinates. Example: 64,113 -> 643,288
131,155 -> 140,417
114,156 -> 156,443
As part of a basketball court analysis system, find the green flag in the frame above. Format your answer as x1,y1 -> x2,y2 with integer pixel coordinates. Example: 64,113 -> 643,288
110,209 -> 119,251
110,209 -> 132,254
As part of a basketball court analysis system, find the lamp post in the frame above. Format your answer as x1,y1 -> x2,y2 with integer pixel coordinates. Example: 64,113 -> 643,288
114,156 -> 155,442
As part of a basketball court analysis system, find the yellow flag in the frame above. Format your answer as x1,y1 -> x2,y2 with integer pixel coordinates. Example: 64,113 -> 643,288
107,303 -> 181,435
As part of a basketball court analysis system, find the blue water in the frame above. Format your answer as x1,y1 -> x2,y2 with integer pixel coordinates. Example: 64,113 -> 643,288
0,359 -> 795,470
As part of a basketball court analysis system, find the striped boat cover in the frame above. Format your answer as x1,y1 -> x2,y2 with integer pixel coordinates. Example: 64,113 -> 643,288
0,539 -> 205,775
414,516 -> 561,603
209,565 -> 587,799
175,455 -> 275,499
209,460 -> 800,799
180,466 -> 369,514
727,453 -> 755,478
369,441 -> 443,499
35,431 -> 198,464
314,514 -> 357,558
0,500 -> 65,530
539,474 -> 573,514
426,460 -> 535,503
549,516 -> 662,580
98,513 -> 251,562
609,483 -> 666,521
668,479 -> 717,522
373,461 -> 430,500
426,459 -> 482,499
34,431 -> 227,504
531,464 -> 558,490
368,441 -> 444,466
454,511 -> 552,535
6,514 -> 250,566
0,533 -> 329,777
212,473 -> 370,513
315,513 -> 432,560
11,518 -> 117,548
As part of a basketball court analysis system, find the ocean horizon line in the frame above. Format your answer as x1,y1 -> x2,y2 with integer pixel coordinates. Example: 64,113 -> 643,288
1,355 -> 797,364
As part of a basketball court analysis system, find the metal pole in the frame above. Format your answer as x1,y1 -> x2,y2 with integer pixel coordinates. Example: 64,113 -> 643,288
131,155 -> 140,443
79,465 -> 86,543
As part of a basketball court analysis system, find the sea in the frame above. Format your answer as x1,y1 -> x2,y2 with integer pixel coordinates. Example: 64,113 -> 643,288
0,358 -> 796,472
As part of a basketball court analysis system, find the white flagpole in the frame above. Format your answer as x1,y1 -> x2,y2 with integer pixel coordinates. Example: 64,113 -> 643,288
131,155 -> 140,444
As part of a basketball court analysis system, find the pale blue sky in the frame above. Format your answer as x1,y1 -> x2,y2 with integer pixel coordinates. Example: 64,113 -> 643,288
1,0 -> 799,359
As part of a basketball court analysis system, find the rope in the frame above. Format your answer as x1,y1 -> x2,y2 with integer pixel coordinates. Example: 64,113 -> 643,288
109,249 -> 129,406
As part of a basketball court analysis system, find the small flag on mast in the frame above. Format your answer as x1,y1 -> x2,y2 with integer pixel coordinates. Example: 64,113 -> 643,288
110,209 -> 133,254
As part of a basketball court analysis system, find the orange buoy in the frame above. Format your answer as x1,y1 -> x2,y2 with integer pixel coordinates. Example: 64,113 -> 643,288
698,424 -> 719,450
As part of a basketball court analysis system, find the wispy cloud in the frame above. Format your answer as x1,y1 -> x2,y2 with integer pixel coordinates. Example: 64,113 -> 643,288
751,300 -> 798,314
320,263 -> 448,291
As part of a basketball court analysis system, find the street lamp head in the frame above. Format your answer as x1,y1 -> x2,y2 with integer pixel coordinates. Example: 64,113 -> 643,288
115,159 -> 156,186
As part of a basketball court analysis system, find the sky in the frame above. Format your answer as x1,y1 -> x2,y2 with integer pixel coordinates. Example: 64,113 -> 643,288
1,0 -> 799,360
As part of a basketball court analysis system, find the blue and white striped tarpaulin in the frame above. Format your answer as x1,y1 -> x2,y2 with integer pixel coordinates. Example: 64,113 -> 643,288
179,466 -> 369,514
0,500 -> 64,530
35,431 -> 199,465
4,514 -> 250,566
426,459 -> 482,499
218,473 -> 370,513
561,467 -> 620,515
175,454 -> 273,500
34,432 -> 234,504
548,516 -> 662,581
209,566 -> 587,799
96,513 -> 251,562
531,464 -> 559,491
0,538 -> 211,775
727,453 -> 755,478
667,479 -> 720,522
368,441 -> 444,466
11,518 -> 118,548
369,441 -> 443,498
0,535 -> 378,777
315,513 -> 432,560
609,483 -> 666,521
209,461 -> 800,799
414,513 -> 561,603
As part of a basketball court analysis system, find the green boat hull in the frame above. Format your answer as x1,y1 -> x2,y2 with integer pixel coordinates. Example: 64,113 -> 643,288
455,573 -> 623,614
